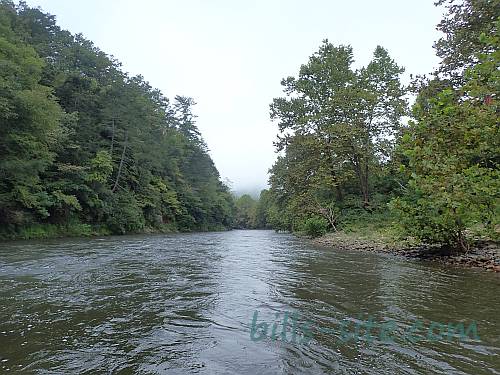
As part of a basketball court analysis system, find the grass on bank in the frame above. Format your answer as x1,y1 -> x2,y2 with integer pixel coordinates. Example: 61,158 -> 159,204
297,209 -> 420,249
0,222 -> 110,241
0,220 -> 231,241
301,207 -> 498,253
339,211 -> 415,247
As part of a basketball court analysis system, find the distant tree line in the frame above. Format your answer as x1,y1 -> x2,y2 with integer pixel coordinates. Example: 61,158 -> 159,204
0,1 -> 235,239
232,191 -> 273,229
257,0 -> 499,249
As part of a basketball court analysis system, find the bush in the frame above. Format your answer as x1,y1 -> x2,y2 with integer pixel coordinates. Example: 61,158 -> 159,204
0,221 -> 94,240
302,216 -> 328,238
105,192 -> 145,234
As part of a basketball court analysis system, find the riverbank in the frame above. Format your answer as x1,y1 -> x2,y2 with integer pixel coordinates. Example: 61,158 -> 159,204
311,230 -> 500,272
0,222 -> 230,241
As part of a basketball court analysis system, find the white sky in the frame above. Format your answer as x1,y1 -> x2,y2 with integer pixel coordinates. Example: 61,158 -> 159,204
25,0 -> 444,194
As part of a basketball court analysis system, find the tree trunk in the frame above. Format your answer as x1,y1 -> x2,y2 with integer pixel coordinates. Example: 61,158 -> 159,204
325,137 -> 343,203
352,154 -> 370,208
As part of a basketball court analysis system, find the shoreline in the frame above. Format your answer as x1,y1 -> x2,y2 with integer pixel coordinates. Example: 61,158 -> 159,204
311,232 -> 500,272
0,225 -> 232,242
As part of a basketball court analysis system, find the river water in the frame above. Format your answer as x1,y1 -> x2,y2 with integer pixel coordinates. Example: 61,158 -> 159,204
0,230 -> 498,374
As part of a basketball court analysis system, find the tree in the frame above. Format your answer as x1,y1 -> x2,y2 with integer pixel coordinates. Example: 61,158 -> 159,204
434,0 -> 500,86
351,46 -> 407,206
392,23 -> 499,250
0,1 -> 235,238
234,194 -> 257,229
0,5 -> 64,228
255,189 -> 273,229
268,40 -> 406,232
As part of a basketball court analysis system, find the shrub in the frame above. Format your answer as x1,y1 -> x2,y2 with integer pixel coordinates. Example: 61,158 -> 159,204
302,216 -> 328,238
105,192 -> 145,234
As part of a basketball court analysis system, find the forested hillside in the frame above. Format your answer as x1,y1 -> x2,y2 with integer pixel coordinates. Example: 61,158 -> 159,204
0,1 -> 234,239
259,0 -> 499,250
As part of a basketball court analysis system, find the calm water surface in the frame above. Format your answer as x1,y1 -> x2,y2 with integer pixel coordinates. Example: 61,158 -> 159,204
0,230 -> 499,374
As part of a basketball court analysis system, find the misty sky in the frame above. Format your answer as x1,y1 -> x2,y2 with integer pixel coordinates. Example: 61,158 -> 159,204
25,0 -> 444,194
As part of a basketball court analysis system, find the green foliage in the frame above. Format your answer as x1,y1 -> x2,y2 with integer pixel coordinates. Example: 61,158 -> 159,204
234,194 -> 257,229
263,4 -> 499,251
0,220 -> 98,240
105,192 -> 145,234
267,40 -> 407,234
231,190 -> 279,230
301,216 -> 328,238
254,189 -> 273,229
0,5 -> 63,224
0,2 -> 234,238
391,18 -> 500,250
49,190 -> 81,215
86,151 -> 113,184
434,0 -> 500,85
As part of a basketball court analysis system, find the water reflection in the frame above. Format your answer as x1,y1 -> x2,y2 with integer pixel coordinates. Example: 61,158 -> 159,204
0,230 -> 499,374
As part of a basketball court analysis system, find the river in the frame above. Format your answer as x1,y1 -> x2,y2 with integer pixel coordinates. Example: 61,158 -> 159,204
0,230 -> 498,374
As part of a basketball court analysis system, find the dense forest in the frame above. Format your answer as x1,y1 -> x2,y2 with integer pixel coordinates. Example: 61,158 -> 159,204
0,1 -> 235,239
247,0 -> 499,251
0,0 -> 498,251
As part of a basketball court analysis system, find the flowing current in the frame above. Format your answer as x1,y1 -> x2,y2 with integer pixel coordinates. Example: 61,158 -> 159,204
0,230 -> 498,374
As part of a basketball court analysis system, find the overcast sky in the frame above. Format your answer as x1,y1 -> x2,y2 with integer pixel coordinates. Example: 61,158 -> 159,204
25,0 -> 444,195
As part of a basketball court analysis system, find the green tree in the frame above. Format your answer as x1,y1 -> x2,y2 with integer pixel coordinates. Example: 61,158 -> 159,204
234,194 -> 257,229
255,189 -> 272,229
392,23 -> 499,249
0,5 -> 63,229
268,40 -> 406,232
0,1 -> 235,238
434,0 -> 500,85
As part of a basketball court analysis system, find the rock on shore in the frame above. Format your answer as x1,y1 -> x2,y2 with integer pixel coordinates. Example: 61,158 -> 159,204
312,232 -> 500,272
